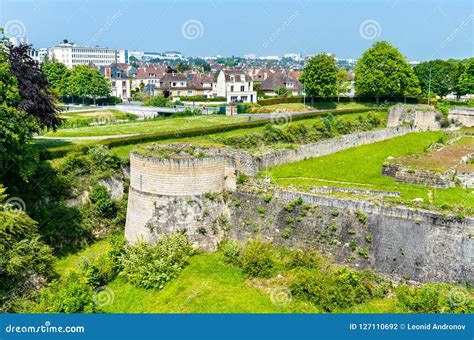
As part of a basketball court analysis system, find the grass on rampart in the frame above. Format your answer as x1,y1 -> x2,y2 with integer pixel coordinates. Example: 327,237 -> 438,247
266,131 -> 473,212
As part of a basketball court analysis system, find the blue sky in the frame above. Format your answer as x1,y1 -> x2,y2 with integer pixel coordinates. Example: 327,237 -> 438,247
0,0 -> 472,60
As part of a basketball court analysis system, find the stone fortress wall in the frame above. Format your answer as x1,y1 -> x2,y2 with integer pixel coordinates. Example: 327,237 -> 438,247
124,107 -> 473,284
228,190 -> 473,284
449,107 -> 474,127
125,151 -> 235,248
387,104 -> 440,130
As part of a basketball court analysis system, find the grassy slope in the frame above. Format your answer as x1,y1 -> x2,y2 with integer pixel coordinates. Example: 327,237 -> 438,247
267,131 -> 473,210
45,115 -> 250,137
107,111 -> 387,160
53,246 -> 402,313
252,102 -> 380,113
54,239 -> 111,277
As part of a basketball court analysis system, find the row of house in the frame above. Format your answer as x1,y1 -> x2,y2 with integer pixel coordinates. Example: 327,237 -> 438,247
99,64 -> 308,103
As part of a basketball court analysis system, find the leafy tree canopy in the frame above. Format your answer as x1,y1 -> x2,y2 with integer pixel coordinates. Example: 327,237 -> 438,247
7,43 -> 61,129
354,41 -> 420,101
300,53 -> 338,98
42,61 -> 71,98
413,59 -> 460,98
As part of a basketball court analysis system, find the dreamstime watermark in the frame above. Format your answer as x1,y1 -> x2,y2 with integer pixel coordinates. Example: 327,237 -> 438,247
4,19 -> 26,38
5,321 -> 85,334
271,113 -> 292,128
447,287 -> 469,307
262,11 -> 300,49
92,286 -> 115,307
269,286 -> 292,307
359,19 -> 381,40
181,19 -> 204,40
4,197 -> 26,217
440,13 -> 474,49
86,10 -> 123,46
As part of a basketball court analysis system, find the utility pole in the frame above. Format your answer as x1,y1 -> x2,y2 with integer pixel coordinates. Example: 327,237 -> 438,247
427,66 -> 432,106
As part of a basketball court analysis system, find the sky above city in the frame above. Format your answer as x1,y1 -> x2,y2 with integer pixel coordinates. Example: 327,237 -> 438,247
0,0 -> 472,61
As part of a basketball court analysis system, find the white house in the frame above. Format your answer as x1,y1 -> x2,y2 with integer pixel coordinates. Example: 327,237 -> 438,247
100,64 -> 131,101
216,70 -> 257,103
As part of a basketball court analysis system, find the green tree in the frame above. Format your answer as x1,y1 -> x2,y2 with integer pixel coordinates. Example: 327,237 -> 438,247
300,53 -> 338,99
0,185 -> 54,309
89,70 -> 111,104
275,86 -> 288,97
68,65 -> 110,104
413,59 -> 457,98
355,41 -> 420,103
42,61 -> 71,98
0,29 -> 39,180
457,59 -> 474,96
7,43 -> 61,129
336,67 -> 351,102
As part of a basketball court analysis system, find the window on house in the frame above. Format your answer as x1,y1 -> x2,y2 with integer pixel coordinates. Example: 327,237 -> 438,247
230,85 -> 234,92
240,85 -> 245,91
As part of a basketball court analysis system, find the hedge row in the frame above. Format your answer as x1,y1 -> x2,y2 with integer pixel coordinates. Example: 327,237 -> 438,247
40,107 -> 380,160
179,96 -> 227,102
257,96 -> 440,106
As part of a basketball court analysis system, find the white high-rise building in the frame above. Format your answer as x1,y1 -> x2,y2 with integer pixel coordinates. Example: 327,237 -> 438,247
50,41 -> 117,68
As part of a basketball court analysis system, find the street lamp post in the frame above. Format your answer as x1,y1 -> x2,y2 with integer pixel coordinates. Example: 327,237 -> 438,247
303,82 -> 306,106
427,66 -> 432,106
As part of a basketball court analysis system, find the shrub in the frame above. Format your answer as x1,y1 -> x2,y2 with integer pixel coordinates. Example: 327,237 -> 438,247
241,237 -> 276,278
171,108 -> 202,117
89,185 -> 115,217
286,248 -> 329,270
221,239 -> 241,265
87,145 -> 120,171
355,210 -> 367,224
290,267 -> 387,312
143,96 -> 170,107
358,247 -> 369,259
263,194 -> 273,203
80,255 -> 115,288
396,283 -> 473,313
285,197 -> 304,212
57,152 -> 93,176
121,233 -> 194,290
16,273 -> 99,313
237,173 -> 248,184
282,227 -> 292,239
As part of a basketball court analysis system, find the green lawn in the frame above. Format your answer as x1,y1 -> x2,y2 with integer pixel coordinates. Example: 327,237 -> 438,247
251,102 -> 382,113
60,109 -> 132,121
53,249 -> 401,314
267,131 -> 474,211
45,115 -> 250,137
102,253 -> 318,313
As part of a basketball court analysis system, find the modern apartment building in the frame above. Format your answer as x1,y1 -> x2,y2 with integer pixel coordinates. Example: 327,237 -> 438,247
50,41 -> 117,68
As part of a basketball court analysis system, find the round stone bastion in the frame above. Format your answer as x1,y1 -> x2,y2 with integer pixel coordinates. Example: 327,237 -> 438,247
125,144 -> 237,249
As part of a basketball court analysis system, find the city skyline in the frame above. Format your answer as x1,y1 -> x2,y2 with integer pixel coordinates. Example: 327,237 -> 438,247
0,0 -> 472,61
